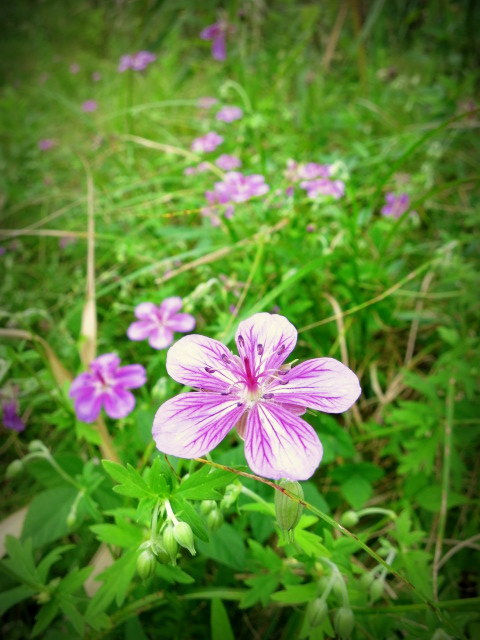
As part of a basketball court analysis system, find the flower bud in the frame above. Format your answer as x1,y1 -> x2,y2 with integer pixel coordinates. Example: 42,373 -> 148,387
6,459 -> 23,479
28,439 -> 45,453
35,590 -> 51,604
359,572 -> 374,589
334,607 -> 355,639
332,574 -> 346,599
306,598 -> 328,627
200,500 -> 217,515
136,548 -> 157,580
152,543 -> 171,565
173,521 -> 196,556
206,508 -> 224,531
220,482 -> 242,509
369,577 -> 384,602
66,511 -> 76,528
340,510 -> 359,528
274,480 -> 304,533
162,524 -> 178,563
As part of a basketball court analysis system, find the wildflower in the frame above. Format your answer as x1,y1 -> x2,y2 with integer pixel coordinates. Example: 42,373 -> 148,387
183,162 -> 211,176
191,132 -> 224,153
118,51 -> 156,72
38,139 -> 56,151
306,223 -> 315,233
59,236 -> 77,249
69,354 -> 146,423
81,100 -> 98,112
298,162 -> 331,180
300,178 -> 345,200
152,313 -> 361,480
381,192 -> 410,218
69,63 -> 80,74
1,400 -> 25,432
197,97 -> 218,109
217,171 -> 269,202
127,298 -> 196,350
92,71 -> 102,82
200,21 -> 231,61
216,106 -> 243,123
215,154 -> 241,170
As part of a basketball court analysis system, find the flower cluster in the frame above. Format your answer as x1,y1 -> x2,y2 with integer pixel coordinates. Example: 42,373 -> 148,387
202,171 -> 270,226
69,354 -> 146,423
285,160 -> 346,200
381,192 -> 411,218
216,106 -> 243,123
118,51 -> 156,72
127,298 -> 196,350
152,313 -> 361,480
191,132 -> 224,153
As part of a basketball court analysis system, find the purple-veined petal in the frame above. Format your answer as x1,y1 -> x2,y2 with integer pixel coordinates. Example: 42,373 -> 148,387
148,326 -> 174,350
166,334 -> 243,392
244,403 -> 323,481
212,33 -> 226,60
159,296 -> 183,316
73,390 -> 102,423
268,358 -> 361,413
134,302 -> 157,320
103,387 -> 136,419
167,313 -> 196,332
235,313 -> 297,382
114,364 -> 147,389
69,372 -> 95,397
152,392 -> 244,458
127,320 -> 154,341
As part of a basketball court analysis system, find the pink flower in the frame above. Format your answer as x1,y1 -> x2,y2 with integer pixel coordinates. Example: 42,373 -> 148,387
198,97 -> 218,109
298,163 -> 331,180
200,22 -> 230,61
381,193 -> 410,218
191,131 -> 224,153
127,298 -> 196,350
183,162 -> 210,176
70,354 -> 146,423
216,106 -> 243,123
92,71 -> 102,82
215,154 -> 241,170
69,63 -> 81,74
300,178 -> 345,200
38,139 -> 56,151
220,171 -> 269,202
152,313 -> 361,480
118,51 -> 156,72
82,100 -> 98,112
2,399 -> 25,432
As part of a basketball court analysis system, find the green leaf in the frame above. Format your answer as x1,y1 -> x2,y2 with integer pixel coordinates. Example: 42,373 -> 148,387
22,487 -> 78,548
156,564 -> 195,584
90,522 -> 143,548
102,461 -> 156,499
37,545 -> 75,583
174,465 -> 233,501
197,523 -> 246,570
295,530 -> 331,558
340,475 -> 372,509
32,599 -> 60,637
59,566 -> 94,594
1,536 -> 39,585
0,585 -> 35,616
240,572 -> 280,608
211,599 -> 235,640
414,484 -> 470,512
271,582 -> 318,604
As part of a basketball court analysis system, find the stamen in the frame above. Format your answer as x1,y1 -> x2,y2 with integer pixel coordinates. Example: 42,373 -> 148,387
278,379 -> 289,385
237,335 -> 245,348
263,393 -> 274,399
257,343 -> 264,355
204,366 -> 216,373
221,353 -> 230,363
236,402 -> 244,407
278,344 -> 285,354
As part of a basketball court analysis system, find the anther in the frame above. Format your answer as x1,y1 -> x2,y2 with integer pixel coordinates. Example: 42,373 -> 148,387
204,366 -> 216,373
278,380 -> 289,385
263,393 -> 274,399
236,402 -> 244,407
257,343 -> 264,355
221,353 -> 230,363
277,344 -> 285,354
237,335 -> 245,348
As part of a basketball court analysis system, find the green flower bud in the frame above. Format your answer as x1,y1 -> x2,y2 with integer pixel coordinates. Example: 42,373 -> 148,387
369,577 -> 384,602
316,575 -> 330,594
332,574 -> 346,600
200,500 -> 217,515
136,549 -> 157,580
35,590 -> 51,604
66,511 -> 76,528
173,521 -> 196,556
359,572 -> 374,589
28,439 -> 45,453
306,598 -> 328,627
334,607 -> 355,639
274,480 -> 304,533
220,482 -> 242,509
431,629 -> 453,640
6,459 -> 23,479
162,524 -> 178,563
206,508 -> 224,531
153,543 -> 171,565
339,510 -> 359,528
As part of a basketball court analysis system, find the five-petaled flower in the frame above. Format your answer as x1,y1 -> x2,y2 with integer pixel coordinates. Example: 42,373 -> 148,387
381,192 -> 410,218
152,313 -> 361,480
191,132 -> 224,153
127,298 -> 196,350
70,354 -> 146,423
216,106 -> 243,123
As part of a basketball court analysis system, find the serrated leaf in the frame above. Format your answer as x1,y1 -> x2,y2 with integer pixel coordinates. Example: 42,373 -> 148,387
22,487 -> 78,548
271,582 -> 318,604
240,572 -> 280,608
197,523 -> 246,570
2,536 -> 39,585
90,522 -> 143,548
102,460 -> 156,499
37,545 -> 75,583
295,530 -> 331,558
174,466 -> 233,500
156,564 -> 195,584
32,599 -> 60,637
85,549 -> 137,621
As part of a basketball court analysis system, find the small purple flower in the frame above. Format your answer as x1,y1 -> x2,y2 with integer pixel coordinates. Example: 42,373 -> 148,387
191,131 -> 224,153
152,313 -> 361,480
215,154 -> 241,170
200,22 -> 229,61
0,246 -> 7,255
198,97 -> 218,109
300,178 -> 345,200
70,354 -> 146,423
306,223 -> 315,233
92,71 -> 102,82
381,192 -> 410,218
38,139 -> 56,151
298,163 -> 331,180
69,63 -> 81,74
127,298 -> 196,350
118,51 -> 156,72
285,186 -> 294,197
183,162 -> 210,176
59,236 -> 77,249
2,400 -> 25,432
216,106 -> 243,123
221,171 -> 269,202
82,100 -> 98,112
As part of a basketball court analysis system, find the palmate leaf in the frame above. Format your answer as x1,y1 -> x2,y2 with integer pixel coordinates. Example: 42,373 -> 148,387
0,585 -> 35,616
174,465 -> 233,500
90,522 -> 144,548
102,460 -> 158,499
